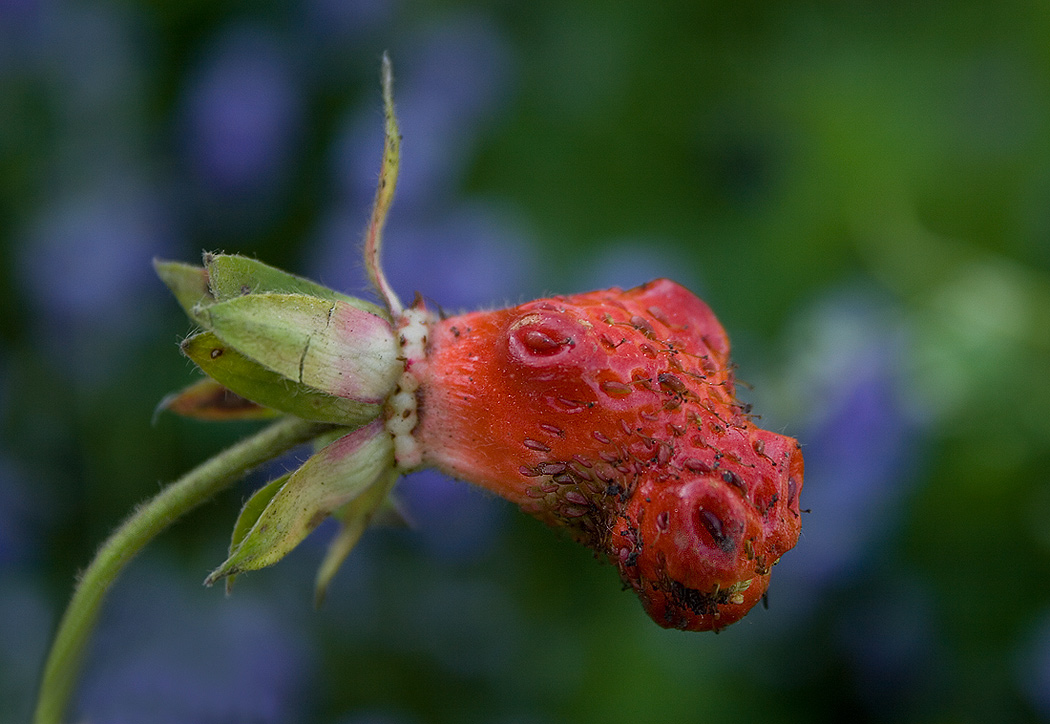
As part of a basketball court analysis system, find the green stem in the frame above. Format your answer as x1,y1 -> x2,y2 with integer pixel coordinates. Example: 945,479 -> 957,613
34,416 -> 334,724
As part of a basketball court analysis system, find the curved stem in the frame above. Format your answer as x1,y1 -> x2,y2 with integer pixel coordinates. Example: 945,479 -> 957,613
34,416 -> 334,724
363,52 -> 403,316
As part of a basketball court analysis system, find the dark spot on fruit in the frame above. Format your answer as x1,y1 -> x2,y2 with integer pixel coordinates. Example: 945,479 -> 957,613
765,492 -> 779,515
555,397 -> 588,412
600,379 -> 632,397
210,348 -> 223,359
658,372 -> 688,395
656,510 -> 670,530
536,462 -> 567,475
670,580 -> 718,617
523,438 -> 551,452
721,469 -> 747,495
656,442 -> 672,466
564,490 -> 588,506
683,457 -> 712,474
699,509 -> 735,554
647,305 -> 669,325
630,315 -> 656,338
521,329 -> 563,353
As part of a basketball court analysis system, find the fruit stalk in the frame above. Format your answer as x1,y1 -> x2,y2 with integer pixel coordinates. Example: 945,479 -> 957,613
33,417 -> 333,724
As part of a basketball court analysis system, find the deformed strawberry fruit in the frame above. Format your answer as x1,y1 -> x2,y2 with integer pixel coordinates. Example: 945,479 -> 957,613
407,279 -> 804,631
155,56 -> 803,633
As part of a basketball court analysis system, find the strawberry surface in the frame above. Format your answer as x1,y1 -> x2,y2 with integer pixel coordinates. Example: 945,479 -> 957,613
412,279 -> 803,631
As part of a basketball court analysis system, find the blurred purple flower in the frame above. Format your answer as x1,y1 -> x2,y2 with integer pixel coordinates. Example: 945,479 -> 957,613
764,289 -> 926,619
302,0 -> 395,42
0,0 -> 45,70
578,237 -> 705,294
331,13 -> 513,213
0,456 -> 37,567
309,201 -> 537,310
20,186 -> 167,321
76,563 -> 314,724
181,26 -> 302,199
387,575 -> 523,680
0,0 -> 38,23
791,367 -> 917,583
395,469 -> 509,563
332,713 -> 418,724
17,182 -> 175,383
0,578 -> 53,722
1017,609 -> 1050,719
381,204 -> 538,310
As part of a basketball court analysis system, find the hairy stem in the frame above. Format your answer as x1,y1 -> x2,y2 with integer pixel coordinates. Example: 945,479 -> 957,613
34,416 -> 334,724
363,52 -> 403,316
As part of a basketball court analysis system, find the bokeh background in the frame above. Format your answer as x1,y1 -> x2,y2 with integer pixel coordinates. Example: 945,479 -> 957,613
3,1 -> 1050,722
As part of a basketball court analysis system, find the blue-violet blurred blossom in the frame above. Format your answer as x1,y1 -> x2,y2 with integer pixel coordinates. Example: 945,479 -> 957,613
579,237 -> 705,295
17,184 -> 174,383
1016,610 -> 1050,720
331,13 -> 512,213
770,290 -> 926,618
182,27 -> 302,199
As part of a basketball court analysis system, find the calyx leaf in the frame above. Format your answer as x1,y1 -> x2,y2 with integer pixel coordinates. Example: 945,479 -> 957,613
204,254 -> 388,318
204,419 -> 394,585
314,469 -> 399,606
153,260 -> 211,318
155,378 -> 277,422
181,331 -> 383,427
197,293 -> 401,402
222,472 -> 290,594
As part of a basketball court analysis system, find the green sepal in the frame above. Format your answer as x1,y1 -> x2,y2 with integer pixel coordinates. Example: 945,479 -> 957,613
314,469 -> 399,606
197,293 -> 402,403
181,331 -> 383,427
204,419 -> 394,585
154,259 -> 211,318
204,253 -> 388,319
155,378 -> 278,422
223,472 -> 291,594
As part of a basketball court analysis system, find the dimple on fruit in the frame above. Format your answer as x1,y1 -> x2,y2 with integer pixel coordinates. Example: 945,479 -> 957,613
157,55 -> 804,632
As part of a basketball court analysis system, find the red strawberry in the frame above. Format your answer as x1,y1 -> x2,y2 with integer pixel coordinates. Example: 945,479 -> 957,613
407,278 -> 803,631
